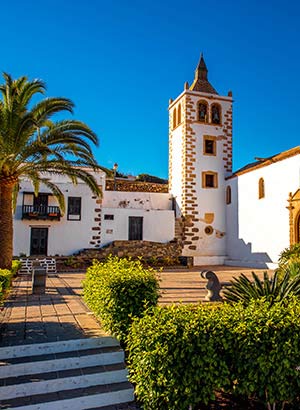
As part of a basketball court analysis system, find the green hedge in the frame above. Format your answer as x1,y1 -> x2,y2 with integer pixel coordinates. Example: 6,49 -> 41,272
83,256 -> 159,341
11,260 -> 22,276
127,300 -> 300,410
0,260 -> 21,302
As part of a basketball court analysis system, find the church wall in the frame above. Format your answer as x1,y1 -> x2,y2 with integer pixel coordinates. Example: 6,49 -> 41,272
226,154 -> 300,268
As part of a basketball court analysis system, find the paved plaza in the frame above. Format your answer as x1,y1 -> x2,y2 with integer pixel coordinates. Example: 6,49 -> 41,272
0,266 -> 269,347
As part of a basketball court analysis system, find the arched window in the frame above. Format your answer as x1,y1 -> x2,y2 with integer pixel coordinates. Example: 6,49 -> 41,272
296,212 -> 300,243
173,107 -> 177,129
211,104 -> 221,124
226,186 -> 231,204
198,101 -> 208,123
258,178 -> 265,199
177,104 -> 181,125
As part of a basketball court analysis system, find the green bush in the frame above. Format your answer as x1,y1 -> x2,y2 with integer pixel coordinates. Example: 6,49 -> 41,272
0,269 -> 14,302
223,270 -> 300,305
0,261 -> 21,303
11,260 -> 21,276
279,243 -> 300,270
127,304 -> 230,409
127,300 -> 300,410
83,256 -> 159,342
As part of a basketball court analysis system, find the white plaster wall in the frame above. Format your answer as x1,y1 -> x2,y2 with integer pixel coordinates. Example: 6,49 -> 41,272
169,126 -> 183,216
102,191 -> 172,210
13,170 -> 105,256
101,208 -> 174,245
182,93 -> 232,259
226,154 -> 300,267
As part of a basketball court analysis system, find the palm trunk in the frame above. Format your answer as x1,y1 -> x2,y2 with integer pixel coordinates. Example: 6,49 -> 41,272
0,182 -> 14,269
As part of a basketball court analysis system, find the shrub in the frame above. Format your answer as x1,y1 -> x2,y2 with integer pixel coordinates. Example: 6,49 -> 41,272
83,256 -> 159,342
127,304 -> 230,410
223,271 -> 300,305
278,243 -> 300,270
0,269 -> 13,291
11,260 -> 21,276
0,261 -> 21,303
127,300 -> 300,410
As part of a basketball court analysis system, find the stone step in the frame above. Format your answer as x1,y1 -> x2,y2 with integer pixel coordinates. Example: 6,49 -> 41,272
0,337 -> 134,410
0,336 -> 119,360
0,368 -> 129,401
2,385 -> 134,409
0,350 -> 124,378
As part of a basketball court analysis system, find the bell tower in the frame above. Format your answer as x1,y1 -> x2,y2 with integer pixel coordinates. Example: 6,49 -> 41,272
169,54 -> 233,265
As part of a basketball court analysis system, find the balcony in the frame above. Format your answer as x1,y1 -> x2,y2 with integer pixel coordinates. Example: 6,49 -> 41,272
22,205 -> 61,221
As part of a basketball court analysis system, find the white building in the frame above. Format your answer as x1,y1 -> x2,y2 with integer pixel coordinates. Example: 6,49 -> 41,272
13,55 -> 300,268
13,171 -> 174,257
169,54 -> 300,268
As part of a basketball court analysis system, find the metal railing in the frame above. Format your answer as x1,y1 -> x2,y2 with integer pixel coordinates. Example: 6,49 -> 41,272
22,205 -> 61,220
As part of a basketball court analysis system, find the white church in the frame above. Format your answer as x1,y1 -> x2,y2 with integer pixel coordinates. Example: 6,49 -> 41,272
13,56 -> 300,269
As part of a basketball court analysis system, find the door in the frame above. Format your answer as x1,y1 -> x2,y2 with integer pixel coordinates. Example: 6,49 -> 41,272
128,217 -> 143,240
33,194 -> 48,215
30,228 -> 48,255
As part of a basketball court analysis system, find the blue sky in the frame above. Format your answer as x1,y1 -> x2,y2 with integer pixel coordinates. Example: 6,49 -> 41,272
2,0 -> 300,178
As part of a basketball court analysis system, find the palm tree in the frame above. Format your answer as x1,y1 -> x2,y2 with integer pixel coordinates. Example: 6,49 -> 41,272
0,73 -> 104,269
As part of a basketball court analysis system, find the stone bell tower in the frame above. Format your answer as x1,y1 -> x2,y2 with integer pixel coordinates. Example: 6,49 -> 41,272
169,54 -> 233,265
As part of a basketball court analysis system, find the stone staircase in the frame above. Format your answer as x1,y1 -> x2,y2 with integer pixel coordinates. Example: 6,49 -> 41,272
0,337 -> 134,409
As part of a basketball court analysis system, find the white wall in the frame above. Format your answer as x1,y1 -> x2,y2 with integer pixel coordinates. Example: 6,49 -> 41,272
101,190 -> 174,245
102,191 -> 172,210
101,208 -> 174,245
226,154 -> 300,267
14,170 -> 105,256
169,91 -> 232,262
169,126 -> 183,216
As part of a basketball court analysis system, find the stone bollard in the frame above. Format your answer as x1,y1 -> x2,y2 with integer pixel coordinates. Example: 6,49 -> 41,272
201,270 -> 222,302
32,266 -> 47,294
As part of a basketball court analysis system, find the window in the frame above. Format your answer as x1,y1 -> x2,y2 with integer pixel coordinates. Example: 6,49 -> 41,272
202,171 -> 218,188
104,214 -> 114,220
198,101 -> 208,122
226,186 -> 232,204
203,136 -> 216,156
177,104 -> 181,125
67,197 -> 81,220
173,107 -> 177,129
258,178 -> 265,199
211,104 -> 221,124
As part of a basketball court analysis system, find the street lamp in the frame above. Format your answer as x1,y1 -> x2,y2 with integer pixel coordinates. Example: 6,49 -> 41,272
113,163 -> 118,191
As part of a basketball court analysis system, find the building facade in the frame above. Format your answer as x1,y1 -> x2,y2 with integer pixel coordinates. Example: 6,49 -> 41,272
13,55 -> 300,268
169,55 -> 300,268
14,172 -> 174,257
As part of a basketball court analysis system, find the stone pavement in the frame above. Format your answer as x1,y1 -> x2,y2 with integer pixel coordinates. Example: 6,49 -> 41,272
0,266 -> 269,347
159,265 -> 270,304
0,272 -> 107,347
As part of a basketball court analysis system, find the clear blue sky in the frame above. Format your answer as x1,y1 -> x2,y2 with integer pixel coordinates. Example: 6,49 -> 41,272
2,0 -> 300,178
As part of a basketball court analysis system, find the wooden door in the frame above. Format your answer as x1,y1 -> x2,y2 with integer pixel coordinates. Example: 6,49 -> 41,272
128,217 -> 143,240
30,228 -> 48,255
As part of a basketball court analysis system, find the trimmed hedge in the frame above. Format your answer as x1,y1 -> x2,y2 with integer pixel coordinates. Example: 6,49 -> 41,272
127,300 -> 300,410
83,256 -> 159,341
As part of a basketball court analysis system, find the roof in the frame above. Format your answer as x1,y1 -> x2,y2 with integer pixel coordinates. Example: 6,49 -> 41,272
227,146 -> 300,179
189,54 -> 218,95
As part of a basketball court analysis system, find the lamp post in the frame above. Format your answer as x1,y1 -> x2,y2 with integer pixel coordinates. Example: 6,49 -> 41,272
113,163 -> 118,191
